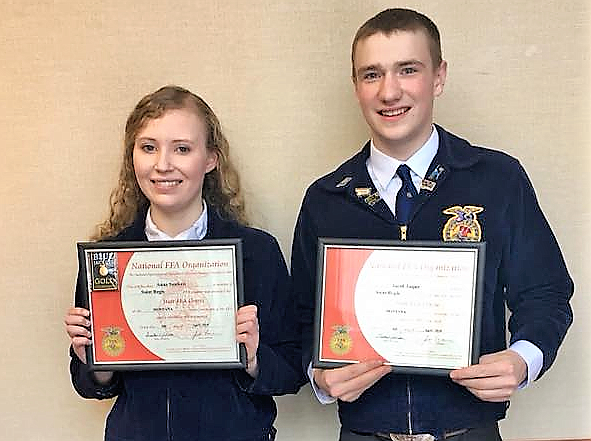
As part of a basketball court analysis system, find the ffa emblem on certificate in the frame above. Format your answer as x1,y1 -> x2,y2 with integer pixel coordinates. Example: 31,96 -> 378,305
329,325 -> 353,355
90,251 -> 119,291
101,327 -> 125,357
442,205 -> 484,242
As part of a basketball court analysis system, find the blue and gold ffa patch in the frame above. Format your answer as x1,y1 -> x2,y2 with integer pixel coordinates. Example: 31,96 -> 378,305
442,205 -> 484,242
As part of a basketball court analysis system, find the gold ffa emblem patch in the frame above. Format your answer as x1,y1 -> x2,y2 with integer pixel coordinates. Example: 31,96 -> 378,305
101,327 -> 125,357
442,205 -> 484,242
329,325 -> 352,355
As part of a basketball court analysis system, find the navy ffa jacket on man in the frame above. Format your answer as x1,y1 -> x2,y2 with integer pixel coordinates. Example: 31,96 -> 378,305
71,209 -> 304,441
291,125 -> 573,437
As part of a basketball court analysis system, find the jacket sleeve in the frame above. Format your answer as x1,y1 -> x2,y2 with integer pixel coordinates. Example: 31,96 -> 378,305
503,161 -> 574,378
234,234 -> 306,395
290,190 -> 319,373
69,264 -> 122,400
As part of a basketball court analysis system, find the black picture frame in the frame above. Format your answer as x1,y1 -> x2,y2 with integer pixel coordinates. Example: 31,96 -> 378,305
313,238 -> 485,376
77,239 -> 246,371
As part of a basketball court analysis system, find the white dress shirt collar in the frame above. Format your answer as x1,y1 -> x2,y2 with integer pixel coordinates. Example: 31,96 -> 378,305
144,201 -> 208,241
369,126 -> 439,188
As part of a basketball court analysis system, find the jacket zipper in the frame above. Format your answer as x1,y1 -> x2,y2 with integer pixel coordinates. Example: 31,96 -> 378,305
167,388 -> 172,440
400,225 -> 408,240
407,376 -> 413,434
402,222 -> 411,434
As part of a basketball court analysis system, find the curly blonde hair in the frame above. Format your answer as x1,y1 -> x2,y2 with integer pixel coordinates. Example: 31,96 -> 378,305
93,85 -> 247,240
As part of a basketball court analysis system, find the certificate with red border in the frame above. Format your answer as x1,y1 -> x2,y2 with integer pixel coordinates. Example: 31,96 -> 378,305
313,238 -> 485,375
77,240 -> 245,371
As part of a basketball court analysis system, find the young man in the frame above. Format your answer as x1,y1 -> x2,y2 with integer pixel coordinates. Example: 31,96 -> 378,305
291,8 -> 573,441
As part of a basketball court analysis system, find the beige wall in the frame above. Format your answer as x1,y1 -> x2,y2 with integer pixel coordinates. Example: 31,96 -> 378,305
0,1 -> 588,439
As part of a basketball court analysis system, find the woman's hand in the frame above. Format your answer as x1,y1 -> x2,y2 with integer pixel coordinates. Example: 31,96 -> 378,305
64,307 -> 92,364
236,305 -> 259,378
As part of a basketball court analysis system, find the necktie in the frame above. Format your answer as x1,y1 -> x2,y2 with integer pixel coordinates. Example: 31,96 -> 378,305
395,164 -> 418,224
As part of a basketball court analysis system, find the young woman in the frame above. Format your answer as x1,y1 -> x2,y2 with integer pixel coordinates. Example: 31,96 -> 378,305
64,85 -> 303,441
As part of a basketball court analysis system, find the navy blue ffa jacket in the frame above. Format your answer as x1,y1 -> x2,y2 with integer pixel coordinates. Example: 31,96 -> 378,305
70,209 -> 304,441
291,125 -> 573,437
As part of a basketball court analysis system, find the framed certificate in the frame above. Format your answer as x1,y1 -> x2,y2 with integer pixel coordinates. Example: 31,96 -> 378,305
77,239 -> 245,371
313,238 -> 485,375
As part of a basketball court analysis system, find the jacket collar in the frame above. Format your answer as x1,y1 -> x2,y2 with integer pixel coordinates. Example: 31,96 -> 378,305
432,124 -> 480,170
115,205 -> 255,260
115,205 -> 149,241
318,124 -> 480,195
116,205 -> 238,242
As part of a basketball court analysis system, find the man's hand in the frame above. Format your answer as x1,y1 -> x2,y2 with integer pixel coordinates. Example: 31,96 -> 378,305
313,360 -> 392,402
449,349 -> 527,402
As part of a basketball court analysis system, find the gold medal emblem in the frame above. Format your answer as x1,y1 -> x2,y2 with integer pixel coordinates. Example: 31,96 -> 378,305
98,263 -> 109,277
442,205 -> 484,242
329,325 -> 352,355
101,327 -> 125,357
